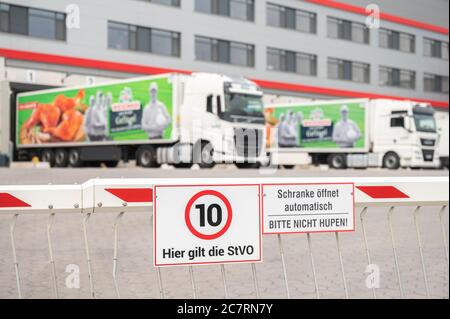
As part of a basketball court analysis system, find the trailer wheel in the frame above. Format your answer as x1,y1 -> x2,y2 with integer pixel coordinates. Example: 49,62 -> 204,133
105,161 -> 119,168
68,149 -> 83,168
283,165 -> 295,170
194,141 -> 215,169
328,154 -> 347,169
54,149 -> 69,168
383,152 -> 400,170
173,163 -> 193,169
41,149 -> 55,167
136,146 -> 159,168
235,163 -> 261,169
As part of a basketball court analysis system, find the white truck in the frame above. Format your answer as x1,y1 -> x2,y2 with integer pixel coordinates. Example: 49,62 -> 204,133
435,111 -> 449,168
1,73 -> 268,168
265,99 -> 440,169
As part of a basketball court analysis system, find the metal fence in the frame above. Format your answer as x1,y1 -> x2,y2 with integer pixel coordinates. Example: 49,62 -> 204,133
0,177 -> 448,299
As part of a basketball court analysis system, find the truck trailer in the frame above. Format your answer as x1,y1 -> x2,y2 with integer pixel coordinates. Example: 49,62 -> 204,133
265,99 -> 440,169
0,73 -> 268,168
436,111 -> 449,168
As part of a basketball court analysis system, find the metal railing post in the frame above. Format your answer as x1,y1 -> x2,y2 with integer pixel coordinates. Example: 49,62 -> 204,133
220,265 -> 229,299
438,205 -> 449,270
307,233 -> 320,299
277,234 -> 291,299
360,207 -> 377,299
156,268 -> 165,299
387,207 -> 404,298
413,206 -> 430,298
189,266 -> 198,299
10,213 -> 22,299
82,212 -> 95,299
112,211 -> 124,299
47,211 -> 59,299
335,232 -> 349,299
251,263 -> 260,299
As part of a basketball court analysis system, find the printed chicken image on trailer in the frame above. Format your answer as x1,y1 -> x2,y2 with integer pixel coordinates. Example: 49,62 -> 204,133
153,184 -> 262,267
262,183 -> 355,235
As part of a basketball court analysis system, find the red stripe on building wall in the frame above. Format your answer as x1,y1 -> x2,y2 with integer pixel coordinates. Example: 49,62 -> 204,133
254,79 -> 449,109
0,193 -> 31,208
105,188 -> 153,203
304,0 -> 449,35
0,48 -> 190,76
356,186 -> 410,199
0,48 -> 448,109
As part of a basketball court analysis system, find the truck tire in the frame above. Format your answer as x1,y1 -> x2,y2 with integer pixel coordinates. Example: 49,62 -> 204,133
283,165 -> 295,170
235,163 -> 261,169
383,152 -> 400,170
136,146 -> 159,168
54,149 -> 69,168
41,149 -> 55,167
105,161 -> 119,168
68,149 -> 83,168
194,141 -> 215,169
174,163 -> 194,169
328,154 -> 347,169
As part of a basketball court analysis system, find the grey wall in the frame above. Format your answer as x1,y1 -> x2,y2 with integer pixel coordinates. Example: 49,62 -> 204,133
0,0 -> 448,104
345,0 -> 449,28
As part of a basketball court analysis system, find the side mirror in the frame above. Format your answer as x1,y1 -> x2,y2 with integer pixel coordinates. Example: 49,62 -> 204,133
206,95 -> 214,114
217,95 -> 225,114
404,117 -> 413,132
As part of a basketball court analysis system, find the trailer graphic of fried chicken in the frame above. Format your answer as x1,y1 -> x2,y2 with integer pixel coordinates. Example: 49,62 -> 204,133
20,90 -> 88,144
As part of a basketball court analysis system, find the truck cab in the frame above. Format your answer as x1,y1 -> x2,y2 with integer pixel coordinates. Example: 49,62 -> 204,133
371,100 -> 440,169
178,73 -> 268,168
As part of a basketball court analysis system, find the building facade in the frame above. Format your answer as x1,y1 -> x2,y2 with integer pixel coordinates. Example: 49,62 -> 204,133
0,0 -> 448,107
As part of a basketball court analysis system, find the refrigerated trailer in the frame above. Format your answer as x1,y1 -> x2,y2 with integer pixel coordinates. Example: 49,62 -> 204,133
265,99 -> 440,169
0,73 -> 268,168
436,111 -> 449,168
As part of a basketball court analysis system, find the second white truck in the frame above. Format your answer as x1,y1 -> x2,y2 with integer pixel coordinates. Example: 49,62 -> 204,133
265,99 -> 440,169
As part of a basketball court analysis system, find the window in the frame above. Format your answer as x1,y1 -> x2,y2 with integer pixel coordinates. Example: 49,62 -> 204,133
195,36 -> 254,67
108,21 -> 180,57
379,28 -> 415,53
328,58 -> 370,83
327,16 -> 369,44
145,0 -> 180,7
391,117 -> 405,128
267,3 -> 316,33
195,0 -> 254,21
424,38 -> 449,60
379,66 -> 416,89
267,48 -> 317,76
0,3 -> 65,40
424,73 -> 449,94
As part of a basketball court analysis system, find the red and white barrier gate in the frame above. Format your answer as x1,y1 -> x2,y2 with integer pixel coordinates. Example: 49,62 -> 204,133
0,177 -> 448,299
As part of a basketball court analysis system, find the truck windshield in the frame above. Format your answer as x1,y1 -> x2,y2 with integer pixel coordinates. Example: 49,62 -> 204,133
223,92 -> 264,123
414,113 -> 437,133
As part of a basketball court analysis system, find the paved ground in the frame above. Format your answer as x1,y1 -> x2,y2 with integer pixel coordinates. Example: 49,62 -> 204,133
0,164 -> 448,185
0,166 -> 448,299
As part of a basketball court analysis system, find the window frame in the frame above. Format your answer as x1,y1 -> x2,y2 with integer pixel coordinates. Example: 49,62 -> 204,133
327,16 -> 370,45
0,2 -> 66,41
266,2 -> 317,34
107,20 -> 181,58
195,35 -> 255,67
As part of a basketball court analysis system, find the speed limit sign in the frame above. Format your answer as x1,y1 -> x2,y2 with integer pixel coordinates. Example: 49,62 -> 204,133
153,184 -> 262,267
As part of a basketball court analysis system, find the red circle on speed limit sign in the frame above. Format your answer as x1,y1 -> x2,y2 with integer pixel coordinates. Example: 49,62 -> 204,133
185,190 -> 233,240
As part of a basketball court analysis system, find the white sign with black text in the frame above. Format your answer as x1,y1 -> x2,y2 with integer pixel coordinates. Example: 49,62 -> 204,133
262,183 -> 355,234
153,184 -> 262,267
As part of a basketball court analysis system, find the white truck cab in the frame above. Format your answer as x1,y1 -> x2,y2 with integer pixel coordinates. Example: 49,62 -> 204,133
371,100 -> 440,169
175,73 -> 268,168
